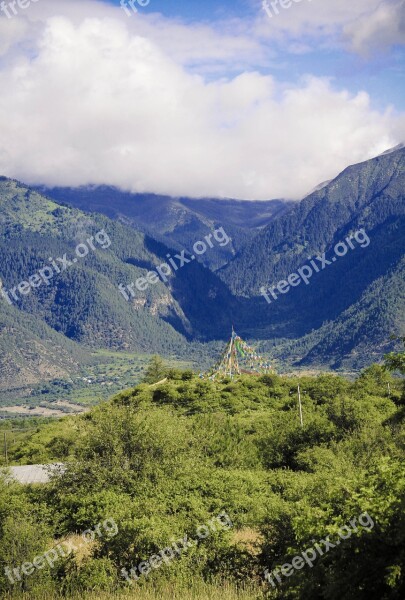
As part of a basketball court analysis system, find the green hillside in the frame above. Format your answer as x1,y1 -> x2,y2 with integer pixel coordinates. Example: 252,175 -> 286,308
0,356 -> 404,599
0,178 -> 186,349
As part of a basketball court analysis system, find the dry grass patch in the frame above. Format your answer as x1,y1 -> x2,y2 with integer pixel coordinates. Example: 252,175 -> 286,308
5,581 -> 264,600
232,529 -> 263,555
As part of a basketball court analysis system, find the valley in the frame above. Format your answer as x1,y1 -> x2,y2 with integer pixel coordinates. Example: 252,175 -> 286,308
1,148 -> 404,412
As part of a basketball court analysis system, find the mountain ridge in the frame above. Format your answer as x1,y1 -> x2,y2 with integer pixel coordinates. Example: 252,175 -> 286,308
33,186 -> 293,270
1,147 -> 404,386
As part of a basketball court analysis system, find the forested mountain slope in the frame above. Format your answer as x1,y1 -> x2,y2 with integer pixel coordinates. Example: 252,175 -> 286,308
0,300 -> 91,390
35,186 -> 292,270
1,147 -> 404,376
0,179 -> 235,359
221,146 -> 405,297
220,147 -> 405,367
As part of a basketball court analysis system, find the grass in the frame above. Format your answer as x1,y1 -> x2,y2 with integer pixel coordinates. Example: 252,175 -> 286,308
232,529 -> 263,555
4,581 -> 264,600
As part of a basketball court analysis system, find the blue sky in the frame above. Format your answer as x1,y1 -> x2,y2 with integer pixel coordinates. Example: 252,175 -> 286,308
104,0 -> 405,111
106,0 -> 257,21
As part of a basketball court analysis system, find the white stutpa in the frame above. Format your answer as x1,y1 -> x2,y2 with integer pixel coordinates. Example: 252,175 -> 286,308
2,463 -> 65,484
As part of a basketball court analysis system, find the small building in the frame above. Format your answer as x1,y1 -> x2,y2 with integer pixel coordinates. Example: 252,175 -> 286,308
2,463 -> 65,484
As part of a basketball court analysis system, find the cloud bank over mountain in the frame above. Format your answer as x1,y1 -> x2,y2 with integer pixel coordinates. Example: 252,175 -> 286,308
0,0 -> 403,199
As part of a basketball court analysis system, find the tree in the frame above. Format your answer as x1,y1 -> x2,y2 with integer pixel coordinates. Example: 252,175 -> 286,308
384,337 -> 405,403
384,337 -> 405,375
0,474 -> 54,594
142,355 -> 168,384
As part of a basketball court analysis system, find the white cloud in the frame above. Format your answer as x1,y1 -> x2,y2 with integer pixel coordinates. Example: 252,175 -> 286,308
0,1 -> 403,200
18,0 -> 272,74
0,17 -> 29,56
344,0 -> 405,55
257,0 -> 405,54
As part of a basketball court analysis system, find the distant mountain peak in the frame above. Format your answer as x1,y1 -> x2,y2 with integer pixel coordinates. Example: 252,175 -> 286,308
306,179 -> 332,196
379,143 -> 405,156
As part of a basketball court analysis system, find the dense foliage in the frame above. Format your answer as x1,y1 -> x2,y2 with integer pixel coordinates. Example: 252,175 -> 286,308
1,359 -> 404,599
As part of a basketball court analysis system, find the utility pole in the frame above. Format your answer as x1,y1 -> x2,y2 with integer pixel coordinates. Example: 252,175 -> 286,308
3,431 -> 8,466
2,427 -> 36,467
387,382 -> 391,397
228,329 -> 235,378
298,384 -> 303,427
